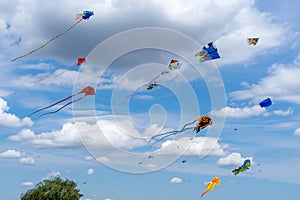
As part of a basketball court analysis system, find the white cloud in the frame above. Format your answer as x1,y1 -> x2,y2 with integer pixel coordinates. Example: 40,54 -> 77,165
294,128 -> 300,136
0,149 -> 22,158
211,105 -> 266,118
84,155 -> 94,161
20,157 -> 35,165
273,108 -> 293,116
97,156 -> 110,163
0,97 -> 33,127
217,152 -> 253,167
157,137 -> 226,157
231,54 -> 300,105
21,182 -> 34,186
87,168 -> 94,175
44,170 -> 61,179
104,198 -> 114,200
170,177 -> 182,184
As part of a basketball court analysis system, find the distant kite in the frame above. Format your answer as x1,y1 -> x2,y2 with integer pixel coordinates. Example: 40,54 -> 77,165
232,159 -> 251,175
11,11 -> 94,62
148,116 -> 212,145
28,86 -> 95,119
117,59 -> 182,104
30,58 -> 85,84
200,177 -> 220,198
248,38 -> 259,45
195,42 -> 220,62
259,98 -> 272,108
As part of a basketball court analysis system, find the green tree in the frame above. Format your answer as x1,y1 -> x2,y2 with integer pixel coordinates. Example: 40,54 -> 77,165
20,176 -> 83,200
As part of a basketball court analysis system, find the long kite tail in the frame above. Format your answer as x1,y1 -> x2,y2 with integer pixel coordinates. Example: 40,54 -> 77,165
28,94 -> 75,117
34,96 -> 85,119
149,120 -> 196,142
30,70 -> 69,84
11,19 -> 83,62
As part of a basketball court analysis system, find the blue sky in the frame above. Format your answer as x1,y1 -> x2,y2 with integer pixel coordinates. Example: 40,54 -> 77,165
1,0 -> 300,199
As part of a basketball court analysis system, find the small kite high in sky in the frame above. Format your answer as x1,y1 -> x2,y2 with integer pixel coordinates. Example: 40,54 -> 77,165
30,58 -> 86,84
200,177 -> 220,198
195,42 -> 220,62
117,59 -> 182,104
28,86 -> 95,119
248,37 -> 259,45
11,11 -> 94,62
148,115 -> 212,145
232,159 -> 251,175
259,97 -> 272,108
146,81 -> 157,90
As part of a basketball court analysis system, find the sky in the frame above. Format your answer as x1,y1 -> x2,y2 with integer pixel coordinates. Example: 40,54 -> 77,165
1,0 -> 300,199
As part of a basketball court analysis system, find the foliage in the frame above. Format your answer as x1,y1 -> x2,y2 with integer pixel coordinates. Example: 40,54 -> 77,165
20,176 -> 83,200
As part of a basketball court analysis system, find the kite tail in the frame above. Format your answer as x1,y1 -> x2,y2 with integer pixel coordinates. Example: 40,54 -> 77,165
11,19 -> 83,62
30,70 -> 69,84
34,96 -> 85,119
200,190 -> 208,198
28,94 -> 75,117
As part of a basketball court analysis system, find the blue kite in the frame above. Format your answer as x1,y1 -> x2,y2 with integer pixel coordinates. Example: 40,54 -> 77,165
232,159 -> 251,175
259,98 -> 272,108
195,42 -> 220,62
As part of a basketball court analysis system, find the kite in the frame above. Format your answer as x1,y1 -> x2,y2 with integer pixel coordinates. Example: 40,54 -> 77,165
248,38 -> 259,45
259,98 -> 272,108
28,86 -> 95,119
30,58 -> 85,84
147,81 -> 157,90
117,59 -> 182,104
200,177 -> 220,198
232,159 -> 251,175
195,42 -> 220,62
148,115 -> 212,144
11,11 -> 94,62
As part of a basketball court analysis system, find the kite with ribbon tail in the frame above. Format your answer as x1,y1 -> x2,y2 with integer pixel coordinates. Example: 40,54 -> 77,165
30,58 -> 86,84
147,116 -> 212,145
11,11 -> 93,62
28,86 -> 95,119
200,177 -> 220,198
117,59 -> 182,104
195,42 -> 220,62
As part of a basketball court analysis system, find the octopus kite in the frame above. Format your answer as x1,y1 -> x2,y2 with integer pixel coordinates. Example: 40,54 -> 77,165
11,11 -> 93,62
148,115 -> 212,144
195,42 -> 220,62
117,59 -> 182,104
232,159 -> 251,175
200,177 -> 220,198
28,86 -> 95,119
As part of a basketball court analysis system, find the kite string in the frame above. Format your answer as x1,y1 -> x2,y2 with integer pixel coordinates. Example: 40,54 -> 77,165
11,19 -> 83,62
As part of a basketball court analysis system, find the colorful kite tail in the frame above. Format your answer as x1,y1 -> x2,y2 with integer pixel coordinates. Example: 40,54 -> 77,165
34,96 -> 85,119
28,94 -> 75,117
11,19 -> 83,62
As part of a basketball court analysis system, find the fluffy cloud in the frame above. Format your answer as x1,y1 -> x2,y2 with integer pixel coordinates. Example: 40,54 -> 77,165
231,54 -> 300,105
44,170 -> 61,179
87,168 -> 94,175
20,157 -> 35,165
217,152 -> 253,167
0,97 -> 33,127
0,149 -> 22,158
97,156 -> 110,163
294,128 -> 300,136
157,137 -> 226,157
170,177 -> 182,184
84,155 -> 94,161
21,182 -> 34,186
273,108 -> 293,116
211,105 -> 266,118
